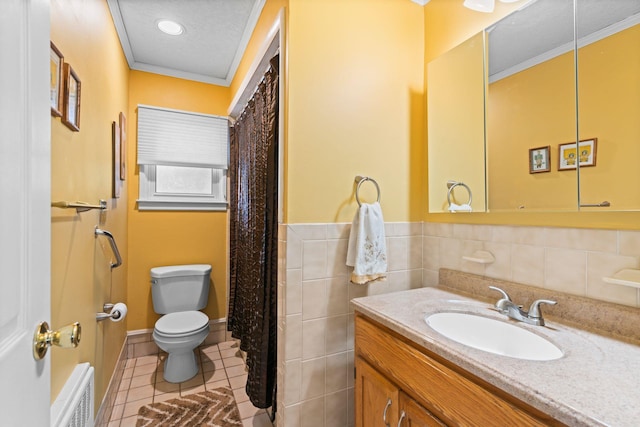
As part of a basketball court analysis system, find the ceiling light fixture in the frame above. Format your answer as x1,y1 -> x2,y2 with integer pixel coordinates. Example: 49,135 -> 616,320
463,0 -> 495,13
463,0 -> 522,13
157,19 -> 184,36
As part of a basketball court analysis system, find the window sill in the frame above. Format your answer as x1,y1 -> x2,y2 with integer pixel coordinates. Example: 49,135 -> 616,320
137,199 -> 228,212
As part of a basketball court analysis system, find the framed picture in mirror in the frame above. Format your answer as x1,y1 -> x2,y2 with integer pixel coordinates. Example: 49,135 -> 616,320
529,146 -> 550,174
558,138 -> 597,171
62,63 -> 81,131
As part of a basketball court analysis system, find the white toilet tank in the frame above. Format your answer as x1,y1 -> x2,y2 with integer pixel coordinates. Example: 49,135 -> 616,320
151,264 -> 212,314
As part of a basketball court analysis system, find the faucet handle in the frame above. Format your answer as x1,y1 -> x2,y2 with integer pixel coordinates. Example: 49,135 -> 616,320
528,299 -> 557,319
488,286 -> 512,301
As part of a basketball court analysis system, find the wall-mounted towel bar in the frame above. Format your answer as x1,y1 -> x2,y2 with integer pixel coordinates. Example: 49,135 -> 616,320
95,227 -> 122,269
355,175 -> 381,207
580,201 -> 610,208
52,199 -> 107,213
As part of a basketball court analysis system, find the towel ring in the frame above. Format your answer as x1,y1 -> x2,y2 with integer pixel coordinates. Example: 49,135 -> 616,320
355,176 -> 381,207
446,181 -> 472,207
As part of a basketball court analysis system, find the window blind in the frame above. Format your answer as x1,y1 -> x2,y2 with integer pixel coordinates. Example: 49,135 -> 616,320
137,105 -> 228,169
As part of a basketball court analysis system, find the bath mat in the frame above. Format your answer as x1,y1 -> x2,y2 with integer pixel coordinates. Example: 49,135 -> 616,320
136,388 -> 242,426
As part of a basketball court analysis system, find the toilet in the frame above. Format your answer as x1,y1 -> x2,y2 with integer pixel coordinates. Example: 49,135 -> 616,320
150,264 -> 212,383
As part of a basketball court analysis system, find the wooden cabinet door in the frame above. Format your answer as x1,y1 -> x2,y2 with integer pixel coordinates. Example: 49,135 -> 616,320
355,357 -> 400,427
399,392 -> 446,427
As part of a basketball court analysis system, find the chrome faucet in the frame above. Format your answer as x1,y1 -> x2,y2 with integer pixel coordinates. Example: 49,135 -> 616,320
489,286 -> 557,326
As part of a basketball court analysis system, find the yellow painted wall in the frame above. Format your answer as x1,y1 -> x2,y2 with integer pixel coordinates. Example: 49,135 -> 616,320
50,0 -> 129,411
578,24 -> 640,210
423,0 -> 640,229
488,50 -> 577,211
126,71 -> 231,331
489,25 -> 640,211
428,32 -> 486,212
286,0 -> 425,223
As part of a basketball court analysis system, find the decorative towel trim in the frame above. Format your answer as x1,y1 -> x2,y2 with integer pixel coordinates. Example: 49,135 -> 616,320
346,202 -> 388,285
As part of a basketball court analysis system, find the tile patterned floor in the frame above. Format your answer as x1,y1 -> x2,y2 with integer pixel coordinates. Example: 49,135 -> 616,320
108,340 -> 273,427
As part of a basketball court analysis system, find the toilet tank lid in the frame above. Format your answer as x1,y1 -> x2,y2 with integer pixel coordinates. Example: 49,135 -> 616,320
151,264 -> 212,279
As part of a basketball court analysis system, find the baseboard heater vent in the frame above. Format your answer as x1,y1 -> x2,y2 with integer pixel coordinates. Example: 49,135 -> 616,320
51,362 -> 95,427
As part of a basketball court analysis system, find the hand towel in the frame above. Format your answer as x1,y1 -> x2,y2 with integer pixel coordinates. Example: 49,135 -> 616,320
448,203 -> 472,212
346,202 -> 387,285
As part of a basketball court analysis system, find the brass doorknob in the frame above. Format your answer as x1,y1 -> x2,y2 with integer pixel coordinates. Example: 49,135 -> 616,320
33,321 -> 81,360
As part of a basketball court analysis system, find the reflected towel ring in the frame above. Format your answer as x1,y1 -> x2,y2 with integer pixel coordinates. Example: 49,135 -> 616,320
447,180 -> 472,207
355,175 -> 381,207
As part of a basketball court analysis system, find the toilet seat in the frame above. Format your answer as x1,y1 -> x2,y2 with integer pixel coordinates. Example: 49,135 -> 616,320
154,311 -> 209,336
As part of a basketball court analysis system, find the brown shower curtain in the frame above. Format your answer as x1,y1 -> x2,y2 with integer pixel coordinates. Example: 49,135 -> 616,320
227,55 -> 279,409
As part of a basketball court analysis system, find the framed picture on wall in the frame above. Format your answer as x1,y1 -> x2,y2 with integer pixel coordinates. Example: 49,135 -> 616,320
50,42 -> 64,117
119,112 -> 127,181
558,138 -> 597,171
529,146 -> 550,174
62,63 -> 81,131
112,121 -> 122,198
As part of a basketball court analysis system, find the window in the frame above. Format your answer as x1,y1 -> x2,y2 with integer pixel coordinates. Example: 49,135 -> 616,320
137,105 -> 228,211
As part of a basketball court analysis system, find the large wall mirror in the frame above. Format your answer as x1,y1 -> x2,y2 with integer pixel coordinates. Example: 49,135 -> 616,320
428,0 -> 640,213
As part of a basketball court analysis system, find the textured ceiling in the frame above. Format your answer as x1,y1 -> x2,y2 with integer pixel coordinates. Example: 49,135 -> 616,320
488,0 -> 640,81
107,0 -> 265,86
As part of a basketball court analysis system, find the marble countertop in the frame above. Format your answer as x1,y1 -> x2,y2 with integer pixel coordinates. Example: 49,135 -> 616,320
352,287 -> 640,427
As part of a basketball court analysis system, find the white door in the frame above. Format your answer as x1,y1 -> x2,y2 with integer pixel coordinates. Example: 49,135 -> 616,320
0,0 -> 51,425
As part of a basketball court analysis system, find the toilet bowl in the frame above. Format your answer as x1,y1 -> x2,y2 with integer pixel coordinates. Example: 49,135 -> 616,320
153,311 -> 210,383
149,264 -> 212,383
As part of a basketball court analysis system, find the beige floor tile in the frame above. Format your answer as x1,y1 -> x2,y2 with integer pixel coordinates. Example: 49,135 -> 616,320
200,348 -> 222,361
115,390 -> 128,406
110,403 -> 124,421
236,400 -> 265,420
153,380 -> 179,395
217,340 -> 238,350
220,347 -> 241,358
122,367 -> 134,379
132,362 -> 157,377
122,396 -> 152,418
223,356 -> 245,368
119,415 -> 139,427
226,364 -> 248,378
118,376 -> 132,392
229,374 -> 248,389
233,387 -> 250,404
202,359 -> 225,372
125,359 -> 136,369
203,367 -> 228,383
129,373 -> 155,389
107,420 -> 120,427
242,411 -> 273,427
153,391 -> 181,403
181,384 -> 206,396
127,384 -> 155,402
135,355 -> 158,366
181,374 -> 204,388
205,378 -> 230,390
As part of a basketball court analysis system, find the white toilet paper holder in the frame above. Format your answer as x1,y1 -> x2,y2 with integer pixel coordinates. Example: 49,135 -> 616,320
96,303 -> 125,321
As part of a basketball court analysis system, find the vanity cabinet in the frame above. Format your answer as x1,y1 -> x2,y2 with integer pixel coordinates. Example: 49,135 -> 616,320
354,313 -> 565,427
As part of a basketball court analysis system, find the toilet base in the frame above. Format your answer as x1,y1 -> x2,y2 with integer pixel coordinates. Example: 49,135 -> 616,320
162,350 -> 199,383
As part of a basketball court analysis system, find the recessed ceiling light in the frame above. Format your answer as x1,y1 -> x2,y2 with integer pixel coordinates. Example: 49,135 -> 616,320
157,19 -> 184,36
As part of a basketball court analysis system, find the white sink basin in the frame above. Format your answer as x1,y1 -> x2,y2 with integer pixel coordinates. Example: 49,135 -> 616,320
425,312 -> 563,361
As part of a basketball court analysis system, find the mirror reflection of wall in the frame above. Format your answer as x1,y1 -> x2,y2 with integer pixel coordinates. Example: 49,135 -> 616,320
427,32 -> 486,213
427,0 -> 640,213
577,2 -> 640,210
487,0 -> 577,211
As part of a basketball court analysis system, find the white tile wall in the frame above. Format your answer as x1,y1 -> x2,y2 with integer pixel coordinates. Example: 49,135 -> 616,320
422,223 -> 640,307
278,221 -> 640,427
277,222 -> 423,427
